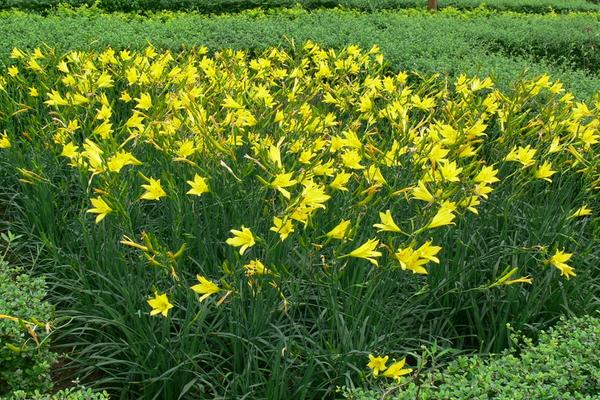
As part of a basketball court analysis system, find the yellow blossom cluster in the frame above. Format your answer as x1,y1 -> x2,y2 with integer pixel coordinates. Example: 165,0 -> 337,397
0,43 -> 596,321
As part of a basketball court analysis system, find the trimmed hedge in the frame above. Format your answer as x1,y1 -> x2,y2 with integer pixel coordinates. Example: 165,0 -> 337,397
342,315 -> 600,400
1,8 -> 600,98
1,0 -> 599,14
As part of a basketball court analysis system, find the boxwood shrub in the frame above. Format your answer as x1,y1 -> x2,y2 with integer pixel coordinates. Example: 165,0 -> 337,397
342,315 -> 600,400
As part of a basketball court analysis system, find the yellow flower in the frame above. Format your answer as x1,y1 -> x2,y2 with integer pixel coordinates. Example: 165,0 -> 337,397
32,47 -> 44,59
126,67 -> 138,85
271,172 -> 297,199
437,160 -> 462,182
505,145 -> 536,168
96,72 -> 113,89
191,275 -> 221,301
412,180 -> 434,202
347,239 -> 382,266
126,111 -> 145,130
86,197 -> 112,223
107,151 -> 141,173
534,161 -> 556,183
268,143 -> 282,168
147,293 -> 174,317
301,182 -> 330,209
226,226 -> 256,255
569,205 -> 592,219
270,217 -> 294,241
57,61 -> 69,73
373,210 -> 401,233
367,354 -> 388,377
61,142 -> 80,159
416,241 -> 442,263
7,66 -> 18,77
93,121 -> 113,139
222,95 -> 244,109
329,172 -> 352,191
382,358 -> 412,381
326,220 -> 351,240
96,104 -> 112,121
474,183 -> 494,199
10,47 -> 25,59
45,90 -> 69,106
364,165 -> 386,186
0,132 -> 10,149
547,249 -> 576,279
395,247 -> 427,274
28,86 -> 39,97
427,202 -> 456,229
27,58 -> 43,73
244,259 -> 269,276
341,150 -> 364,170
186,174 -> 210,196
474,165 -> 500,185
120,91 -> 132,103
135,92 -> 152,110
140,177 -> 167,201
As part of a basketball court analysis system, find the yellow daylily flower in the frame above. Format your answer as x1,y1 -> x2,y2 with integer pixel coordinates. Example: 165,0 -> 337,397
367,354 -> 388,377
270,217 -> 294,241
86,197 -> 112,224
547,249 -> 576,279
244,259 -> 270,276
140,177 -> 167,201
373,210 -> 401,233
186,174 -> 210,196
107,151 -> 141,173
569,205 -> 592,219
382,358 -> 412,381
326,220 -> 351,240
226,226 -> 256,255
271,172 -> 297,199
191,275 -> 221,302
427,202 -> 456,229
347,239 -> 382,266
147,293 -> 174,317
534,161 -> 556,183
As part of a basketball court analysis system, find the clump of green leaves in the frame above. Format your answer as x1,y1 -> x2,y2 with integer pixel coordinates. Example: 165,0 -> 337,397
0,238 -> 56,395
343,315 -> 600,399
6,387 -> 110,400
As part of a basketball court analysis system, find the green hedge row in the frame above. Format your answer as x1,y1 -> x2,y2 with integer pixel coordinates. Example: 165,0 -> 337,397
1,8 -> 600,98
1,0 -> 599,14
458,12 -> 600,73
342,315 -> 600,400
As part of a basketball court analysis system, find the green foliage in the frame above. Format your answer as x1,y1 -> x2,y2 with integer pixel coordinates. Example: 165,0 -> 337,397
0,44 -> 598,398
342,315 -> 600,399
6,387 -> 110,400
0,256 -> 56,395
1,7 -> 600,98
0,0 -> 599,14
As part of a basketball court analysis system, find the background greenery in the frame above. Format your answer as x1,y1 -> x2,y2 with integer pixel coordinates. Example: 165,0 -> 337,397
2,0 -> 600,14
1,7 -> 600,97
